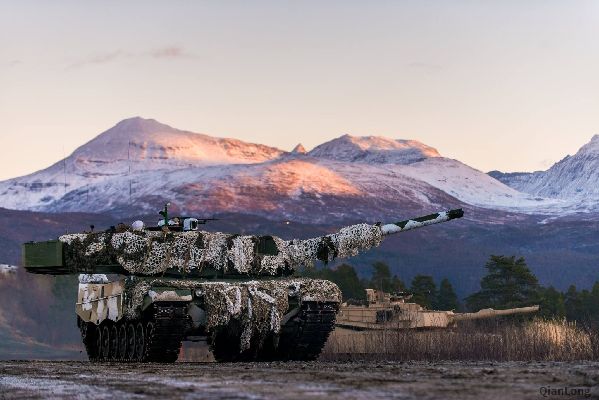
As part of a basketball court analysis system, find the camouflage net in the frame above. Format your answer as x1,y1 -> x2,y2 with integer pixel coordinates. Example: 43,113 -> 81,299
122,277 -> 341,352
59,223 -> 383,276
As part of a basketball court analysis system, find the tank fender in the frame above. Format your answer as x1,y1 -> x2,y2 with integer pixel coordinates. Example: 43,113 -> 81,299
76,281 -> 124,325
141,287 -> 193,311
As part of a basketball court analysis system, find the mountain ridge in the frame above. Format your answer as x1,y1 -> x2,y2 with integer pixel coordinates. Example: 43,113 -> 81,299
489,133 -> 599,210
0,117 -> 593,218
308,134 -> 441,164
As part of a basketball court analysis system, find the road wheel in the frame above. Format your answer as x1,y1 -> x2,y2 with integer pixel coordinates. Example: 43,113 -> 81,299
109,324 -> 119,360
135,322 -> 146,361
144,321 -> 155,359
101,325 -> 110,360
126,323 -> 136,361
95,326 -> 104,361
118,323 -> 127,360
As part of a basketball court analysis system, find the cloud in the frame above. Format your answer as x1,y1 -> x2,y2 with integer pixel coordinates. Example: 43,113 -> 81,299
149,46 -> 191,59
67,46 -> 192,69
67,50 -> 130,69
7,60 -> 21,67
85,51 -> 128,65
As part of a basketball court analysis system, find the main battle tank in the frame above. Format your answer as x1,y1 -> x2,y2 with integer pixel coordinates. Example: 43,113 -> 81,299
22,206 -> 463,362
337,289 -> 540,330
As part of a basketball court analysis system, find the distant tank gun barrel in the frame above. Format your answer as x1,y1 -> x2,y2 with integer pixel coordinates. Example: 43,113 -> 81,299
451,305 -> 539,322
380,208 -> 464,236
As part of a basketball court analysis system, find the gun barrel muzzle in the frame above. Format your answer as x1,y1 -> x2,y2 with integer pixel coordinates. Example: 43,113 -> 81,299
381,208 -> 464,235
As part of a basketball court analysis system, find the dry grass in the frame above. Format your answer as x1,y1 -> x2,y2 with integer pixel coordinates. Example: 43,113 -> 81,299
321,319 -> 599,361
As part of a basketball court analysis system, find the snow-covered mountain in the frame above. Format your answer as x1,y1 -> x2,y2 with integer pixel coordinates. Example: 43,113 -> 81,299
308,134 -> 440,164
490,134 -> 599,212
0,117 -> 577,220
0,117 -> 282,210
72,117 -> 283,166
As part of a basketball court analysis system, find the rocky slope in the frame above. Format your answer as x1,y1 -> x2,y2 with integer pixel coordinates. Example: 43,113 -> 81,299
490,134 -> 599,212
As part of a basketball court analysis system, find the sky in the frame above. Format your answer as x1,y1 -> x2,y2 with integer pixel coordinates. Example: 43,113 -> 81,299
1,1 -> 598,181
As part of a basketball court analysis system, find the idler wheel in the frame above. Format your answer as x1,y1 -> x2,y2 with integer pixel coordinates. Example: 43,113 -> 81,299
78,319 -> 99,361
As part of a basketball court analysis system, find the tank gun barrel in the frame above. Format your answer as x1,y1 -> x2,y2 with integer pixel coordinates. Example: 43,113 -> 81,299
22,208 -> 465,276
380,208 -> 464,236
291,208 -> 465,265
451,305 -> 539,322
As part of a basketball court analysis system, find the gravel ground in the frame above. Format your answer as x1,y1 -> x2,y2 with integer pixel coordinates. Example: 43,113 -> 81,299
0,360 -> 598,400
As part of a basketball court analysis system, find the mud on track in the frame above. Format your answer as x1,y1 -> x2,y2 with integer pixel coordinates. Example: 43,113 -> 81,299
0,360 -> 598,400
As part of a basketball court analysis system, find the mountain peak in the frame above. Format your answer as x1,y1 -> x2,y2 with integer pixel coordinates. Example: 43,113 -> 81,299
576,134 -> 599,156
308,134 -> 440,164
291,143 -> 306,154
67,117 -> 283,169
110,117 -> 179,136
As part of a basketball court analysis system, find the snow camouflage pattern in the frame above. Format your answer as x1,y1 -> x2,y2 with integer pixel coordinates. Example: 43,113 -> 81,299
77,275 -> 341,352
25,209 -> 463,362
59,223 -> 383,276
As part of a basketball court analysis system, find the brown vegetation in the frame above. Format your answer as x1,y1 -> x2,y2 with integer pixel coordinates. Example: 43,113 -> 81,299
321,320 -> 599,362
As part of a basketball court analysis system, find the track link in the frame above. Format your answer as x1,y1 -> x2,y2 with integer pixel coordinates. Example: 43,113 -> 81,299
79,303 -> 188,363
210,301 -> 339,362
275,301 -> 339,361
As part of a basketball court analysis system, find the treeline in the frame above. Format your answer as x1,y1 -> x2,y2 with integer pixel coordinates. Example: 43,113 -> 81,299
302,255 -> 599,326
465,255 -> 599,326
302,261 -> 460,311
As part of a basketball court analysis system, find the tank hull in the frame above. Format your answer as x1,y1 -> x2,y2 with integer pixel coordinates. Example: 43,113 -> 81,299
76,275 -> 340,362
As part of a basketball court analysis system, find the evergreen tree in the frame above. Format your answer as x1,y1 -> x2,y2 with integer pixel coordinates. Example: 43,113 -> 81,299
332,264 -> 366,301
539,286 -> 565,319
590,282 -> 599,326
410,275 -> 437,309
390,275 -> 407,293
370,261 -> 393,292
562,282 -> 599,325
465,255 -> 540,311
579,289 -> 593,322
564,285 -> 582,321
300,264 -> 366,301
436,278 -> 459,310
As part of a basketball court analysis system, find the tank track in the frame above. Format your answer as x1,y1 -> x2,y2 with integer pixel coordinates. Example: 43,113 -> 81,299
210,301 -> 338,362
274,300 -> 339,361
78,303 -> 188,363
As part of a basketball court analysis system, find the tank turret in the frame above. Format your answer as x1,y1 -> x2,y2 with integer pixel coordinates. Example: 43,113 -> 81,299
23,208 -> 463,277
22,207 -> 463,362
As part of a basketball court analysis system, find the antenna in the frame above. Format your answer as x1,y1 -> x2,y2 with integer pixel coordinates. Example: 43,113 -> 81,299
159,203 -> 171,226
128,140 -> 132,202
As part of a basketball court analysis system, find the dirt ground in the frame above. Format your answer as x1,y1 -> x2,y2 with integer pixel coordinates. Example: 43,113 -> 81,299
0,360 -> 598,400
